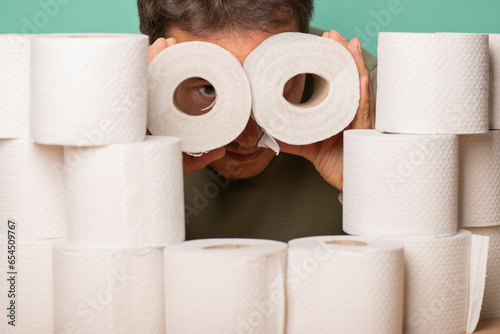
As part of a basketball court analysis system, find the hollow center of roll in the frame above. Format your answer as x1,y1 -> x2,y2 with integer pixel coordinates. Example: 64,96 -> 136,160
204,244 -> 250,249
174,77 -> 217,116
283,73 -> 329,108
326,240 -> 368,246
70,35 -> 113,38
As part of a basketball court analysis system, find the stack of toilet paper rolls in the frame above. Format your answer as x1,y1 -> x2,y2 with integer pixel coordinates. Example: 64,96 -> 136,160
343,32 -> 500,334
465,34 -> 500,319
0,34 -> 65,334
0,33 -> 186,333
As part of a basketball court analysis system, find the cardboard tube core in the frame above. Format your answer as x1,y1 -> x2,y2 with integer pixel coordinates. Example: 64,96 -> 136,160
285,73 -> 330,108
326,240 -> 368,246
204,244 -> 250,249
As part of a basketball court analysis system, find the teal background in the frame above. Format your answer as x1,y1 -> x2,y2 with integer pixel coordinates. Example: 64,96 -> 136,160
1,0 -> 499,55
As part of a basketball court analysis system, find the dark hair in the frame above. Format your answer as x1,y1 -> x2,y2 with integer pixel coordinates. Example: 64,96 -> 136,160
138,0 -> 314,44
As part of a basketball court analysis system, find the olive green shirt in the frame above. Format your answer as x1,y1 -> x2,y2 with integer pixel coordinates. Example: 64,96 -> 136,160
184,28 -> 377,242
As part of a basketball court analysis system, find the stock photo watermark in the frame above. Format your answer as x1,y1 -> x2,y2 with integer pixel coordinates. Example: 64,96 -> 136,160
5,220 -> 18,327
383,139 -> 439,191
354,0 -> 414,48
62,267 -> 133,334
50,85 -> 148,181
21,0 -> 71,34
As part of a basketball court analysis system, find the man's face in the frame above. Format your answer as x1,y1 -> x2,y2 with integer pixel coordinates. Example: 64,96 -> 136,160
169,22 -> 304,179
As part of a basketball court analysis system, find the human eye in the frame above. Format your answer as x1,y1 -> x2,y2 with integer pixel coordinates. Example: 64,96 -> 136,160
198,85 -> 216,98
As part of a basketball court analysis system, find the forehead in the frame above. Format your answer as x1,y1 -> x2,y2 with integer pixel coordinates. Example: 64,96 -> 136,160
168,22 -> 300,65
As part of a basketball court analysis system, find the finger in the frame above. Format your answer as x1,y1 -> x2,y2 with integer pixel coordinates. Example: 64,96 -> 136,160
183,147 -> 226,174
351,75 -> 371,129
165,37 -> 177,47
148,37 -> 168,64
325,30 -> 349,49
347,38 -> 370,78
368,79 -> 376,128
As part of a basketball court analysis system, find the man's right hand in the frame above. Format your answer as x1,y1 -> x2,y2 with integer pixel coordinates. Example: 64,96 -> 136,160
148,38 -> 226,175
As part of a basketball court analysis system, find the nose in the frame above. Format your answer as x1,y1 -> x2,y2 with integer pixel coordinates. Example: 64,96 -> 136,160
234,116 -> 264,148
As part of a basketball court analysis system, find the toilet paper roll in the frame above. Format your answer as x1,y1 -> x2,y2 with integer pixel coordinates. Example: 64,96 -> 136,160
459,131 -> 500,227
0,35 -> 30,139
148,41 -> 252,153
399,230 -> 472,334
286,236 -> 404,334
64,136 -> 184,248
53,243 -> 165,334
31,33 -> 148,146
163,238 -> 287,334
490,34 -> 500,129
0,139 -> 65,238
464,226 -> 500,318
0,237 -> 59,333
376,32 -> 489,134
343,129 -> 458,237
244,32 -> 359,146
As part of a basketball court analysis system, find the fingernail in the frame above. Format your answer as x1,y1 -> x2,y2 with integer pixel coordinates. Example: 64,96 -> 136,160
151,38 -> 161,48
357,41 -> 363,53
337,31 -> 347,41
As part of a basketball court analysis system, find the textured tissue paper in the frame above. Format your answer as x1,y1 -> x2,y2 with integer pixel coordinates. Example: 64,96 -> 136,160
31,33 -> 148,146
376,32 -> 489,134
490,34 -> 500,129
286,236 -> 405,334
53,242 -> 165,334
244,32 -> 359,150
0,237 -> 59,333
397,230 -> 488,334
0,139 -> 66,238
0,35 -> 30,139
343,129 -> 458,237
64,136 -> 184,248
465,226 -> 500,318
459,131 -> 500,227
163,238 -> 287,334
148,41 -> 252,154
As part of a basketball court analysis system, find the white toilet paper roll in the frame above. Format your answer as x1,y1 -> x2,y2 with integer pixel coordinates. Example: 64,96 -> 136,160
464,226 -> 500,318
343,129 -> 458,237
31,33 -> 148,146
53,243 -> 165,334
244,32 -> 360,146
163,238 -> 287,334
0,237 -> 59,333
148,41 -> 252,153
64,136 -> 184,248
0,139 -> 65,238
490,34 -> 500,129
0,35 -> 30,139
376,32 -> 489,134
399,230 -> 472,334
286,236 -> 404,334
459,131 -> 500,227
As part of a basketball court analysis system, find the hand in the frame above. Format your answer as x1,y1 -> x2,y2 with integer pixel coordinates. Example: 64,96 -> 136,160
278,30 -> 375,191
148,38 -> 226,174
